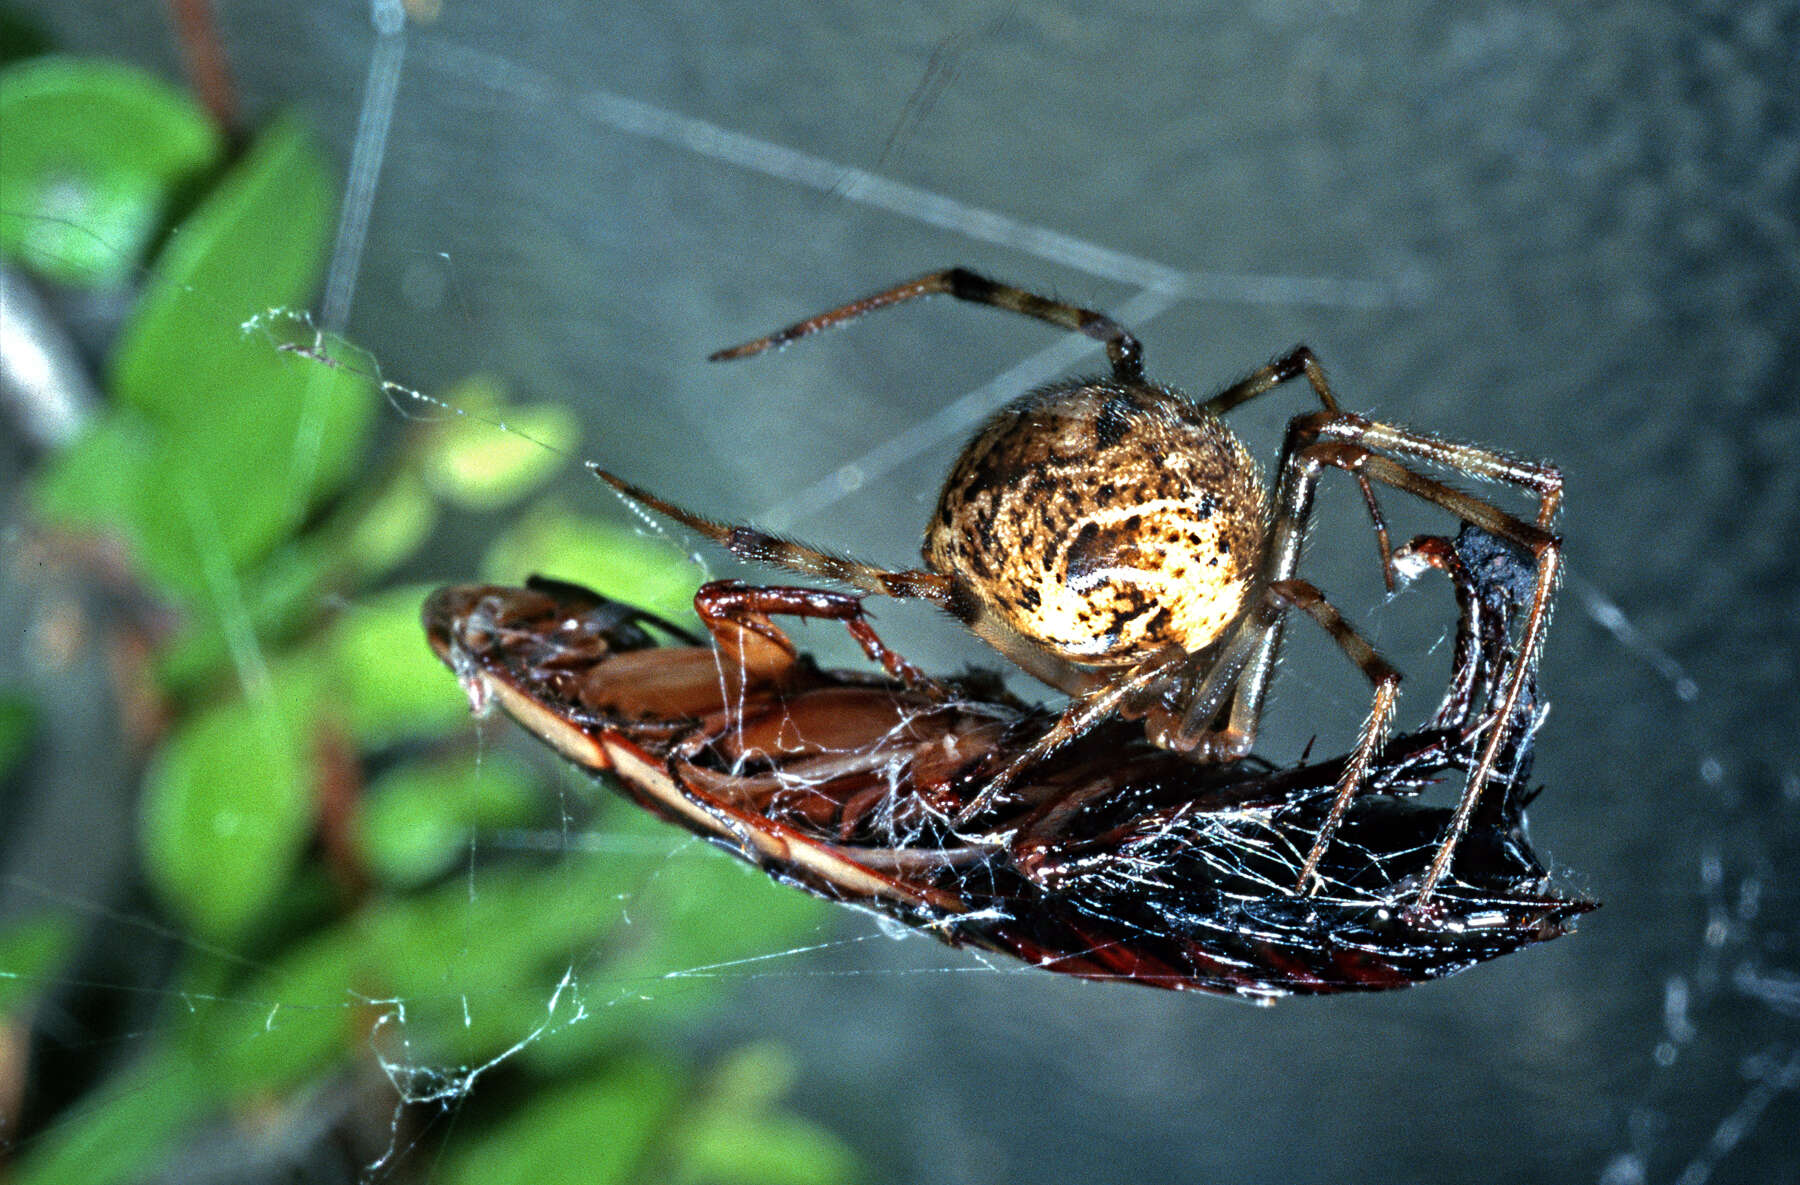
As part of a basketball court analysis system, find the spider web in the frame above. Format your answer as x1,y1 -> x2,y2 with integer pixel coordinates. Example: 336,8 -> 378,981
3,2 -> 1798,1184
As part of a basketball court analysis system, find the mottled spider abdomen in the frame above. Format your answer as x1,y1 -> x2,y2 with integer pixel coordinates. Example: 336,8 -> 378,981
925,380 -> 1267,665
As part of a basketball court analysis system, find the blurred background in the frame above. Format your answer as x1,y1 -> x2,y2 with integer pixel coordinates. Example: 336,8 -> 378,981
1,2 -> 1796,1183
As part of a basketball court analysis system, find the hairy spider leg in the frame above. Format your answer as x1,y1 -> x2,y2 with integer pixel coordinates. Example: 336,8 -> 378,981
590,463 -> 1119,706
709,267 -> 1147,383
952,576 -> 1400,834
1201,344 -> 1342,416
1194,409 -> 1561,904
1205,345 -> 1397,588
951,647 -> 1188,828
590,464 -> 956,607
1267,579 -> 1402,893
1317,420 -> 1561,904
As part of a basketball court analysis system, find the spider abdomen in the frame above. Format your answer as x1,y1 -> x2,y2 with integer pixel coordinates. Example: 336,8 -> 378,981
924,380 -> 1267,665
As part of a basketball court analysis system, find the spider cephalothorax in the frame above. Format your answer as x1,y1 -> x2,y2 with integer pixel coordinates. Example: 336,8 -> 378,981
592,268 -> 1562,903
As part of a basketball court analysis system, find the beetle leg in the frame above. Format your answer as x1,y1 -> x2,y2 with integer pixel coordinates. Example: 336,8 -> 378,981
693,580 -> 950,696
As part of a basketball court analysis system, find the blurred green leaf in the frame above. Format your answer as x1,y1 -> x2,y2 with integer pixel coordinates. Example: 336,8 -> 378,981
421,375 -> 580,511
0,912 -> 76,1019
200,847 -> 624,1096
0,689 -> 38,779
112,115 -> 330,421
360,841 -> 650,1064
117,322 -> 375,604
9,50 -> 864,1185
679,1105 -> 861,1185
148,536 -> 340,692
485,501 -> 701,629
140,673 -> 322,941
668,1042 -> 863,1185
11,1050 -> 205,1185
201,794 -> 831,1095
30,408 -> 155,533
438,1057 -> 683,1185
0,11 -> 53,63
358,754 -> 540,888
344,468 -> 437,577
184,929 -> 362,1101
31,116 -> 376,602
0,57 -> 221,286
590,816 -> 826,1025
150,478 -> 436,696
434,1043 -> 861,1185
321,583 -> 474,747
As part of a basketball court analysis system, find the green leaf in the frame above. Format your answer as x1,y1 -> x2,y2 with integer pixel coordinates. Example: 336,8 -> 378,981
213,795 -> 824,1089
0,57 -> 222,286
421,376 -> 580,511
669,1044 -> 861,1184
437,1057 -> 684,1185
0,11 -> 54,64
358,754 -> 540,888
147,536 -> 340,693
149,478 -> 434,696
9,1050 -> 207,1185
344,469 -> 438,578
0,912 -> 76,1019
0,690 -> 38,780
182,925 -> 363,1100
30,115 -> 374,604
31,405 -> 383,694
140,674 -> 322,941
204,849 -> 633,1095
116,324 -> 375,604
30,408 -> 155,533
322,583 -> 475,747
676,1110 -> 862,1185
112,114 -> 331,421
101,114 -> 373,596
484,502 -> 702,629
593,819 -> 826,1013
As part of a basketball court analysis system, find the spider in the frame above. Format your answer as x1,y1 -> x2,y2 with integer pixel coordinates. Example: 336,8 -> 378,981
589,268 -> 1562,904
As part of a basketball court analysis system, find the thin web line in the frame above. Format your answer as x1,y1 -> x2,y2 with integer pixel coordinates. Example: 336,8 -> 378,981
425,40 -> 1420,310
417,41 -> 1430,528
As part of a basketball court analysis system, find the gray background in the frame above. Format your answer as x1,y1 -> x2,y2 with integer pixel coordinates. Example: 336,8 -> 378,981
10,2 -> 1799,1182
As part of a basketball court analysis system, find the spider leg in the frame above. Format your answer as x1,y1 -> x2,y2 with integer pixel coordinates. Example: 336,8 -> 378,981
1200,344 -> 1340,416
1140,572 -> 1401,894
709,267 -> 1146,383
1224,410 -> 1561,904
981,573 -> 1399,862
1202,346 -> 1396,587
590,464 -> 955,607
952,649 -> 1185,828
1265,579 -> 1402,895
1304,422 -> 1560,905
593,463 -> 1101,707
